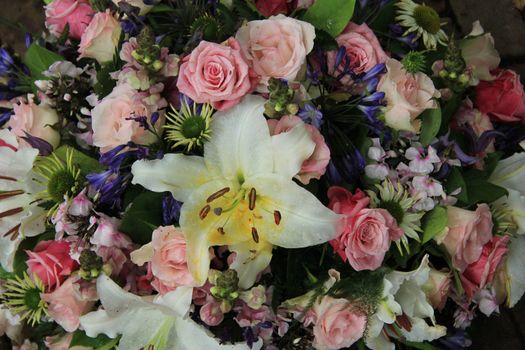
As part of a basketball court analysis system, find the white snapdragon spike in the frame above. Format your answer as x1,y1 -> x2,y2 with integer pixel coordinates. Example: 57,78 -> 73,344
0,129 -> 46,271
131,96 -> 342,288
366,256 -> 446,349
79,275 -> 262,350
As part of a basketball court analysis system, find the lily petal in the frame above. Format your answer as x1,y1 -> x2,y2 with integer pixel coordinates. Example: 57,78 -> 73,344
179,180 -> 244,286
204,95 -> 273,182
229,240 -> 273,289
271,122 -> 315,178
131,154 -> 212,202
505,236 -> 525,307
243,174 -> 343,248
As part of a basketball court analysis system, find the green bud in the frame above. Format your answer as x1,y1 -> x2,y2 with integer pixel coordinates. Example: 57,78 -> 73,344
152,60 -> 164,72
439,70 -> 449,79
458,74 -> 470,84
79,250 -> 103,272
287,103 -> 299,115
448,72 -> 457,80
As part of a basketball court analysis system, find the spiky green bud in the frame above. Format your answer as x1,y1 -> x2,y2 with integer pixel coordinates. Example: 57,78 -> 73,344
401,51 -> 427,74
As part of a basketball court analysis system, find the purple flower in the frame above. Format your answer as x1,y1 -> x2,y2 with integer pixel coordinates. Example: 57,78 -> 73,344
298,104 -> 323,128
162,193 -> 182,225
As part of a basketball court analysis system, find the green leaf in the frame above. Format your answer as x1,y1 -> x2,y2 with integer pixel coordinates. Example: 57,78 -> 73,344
70,330 -> 114,348
53,145 -> 104,176
463,175 -> 507,205
368,0 -> 396,33
313,28 -> 339,51
421,206 -> 447,244
445,167 -> 468,203
303,0 -> 356,37
149,3 -> 176,13
419,108 -> 442,146
120,190 -> 164,244
0,265 -> 15,280
23,43 -> 63,82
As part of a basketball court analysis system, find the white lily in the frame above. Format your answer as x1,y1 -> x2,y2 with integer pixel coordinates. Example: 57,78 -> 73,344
0,129 -> 46,271
131,96 -> 342,288
79,275 -> 262,350
366,256 -> 447,350
501,236 -> 525,307
490,152 -> 525,233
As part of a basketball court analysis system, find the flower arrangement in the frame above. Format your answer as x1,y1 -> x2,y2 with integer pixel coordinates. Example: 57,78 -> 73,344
1,0 -> 525,349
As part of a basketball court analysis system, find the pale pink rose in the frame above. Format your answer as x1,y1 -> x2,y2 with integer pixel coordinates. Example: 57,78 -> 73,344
423,269 -> 452,311
200,298 -> 225,326
454,99 -> 493,137
267,115 -> 330,184
177,38 -> 258,111
78,10 -> 122,63
460,21 -> 500,83
151,226 -> 195,290
327,22 -> 388,83
8,96 -> 60,149
312,297 -> 366,350
438,204 -> 493,271
42,277 -> 96,332
91,83 -> 164,152
327,187 -> 370,217
461,235 -> 510,298
378,58 -> 440,132
45,333 -> 91,350
26,240 -> 78,289
235,14 -> 315,90
45,0 -> 94,40
331,208 -> 402,270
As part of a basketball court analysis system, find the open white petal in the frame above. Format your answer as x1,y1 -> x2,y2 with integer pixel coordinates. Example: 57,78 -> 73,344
490,152 -> 525,193
229,240 -> 273,289
204,95 -> 273,182
271,122 -> 315,178
243,174 -> 343,248
131,154 -> 213,202
80,275 -> 260,350
505,236 -> 525,307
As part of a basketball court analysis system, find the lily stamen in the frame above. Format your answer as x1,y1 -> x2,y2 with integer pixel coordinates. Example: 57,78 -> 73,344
248,187 -> 256,210
274,210 -> 281,225
0,190 -> 24,200
199,205 -> 211,220
0,207 -> 23,219
207,187 -> 230,203
251,227 -> 259,243
3,223 -> 21,241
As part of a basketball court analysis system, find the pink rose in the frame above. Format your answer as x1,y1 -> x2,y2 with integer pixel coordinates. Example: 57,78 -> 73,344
267,115 -> 330,184
45,333 -> 92,350
78,10 -> 122,63
45,0 -> 94,40
312,297 -> 367,350
327,22 -> 388,83
438,204 -> 493,271
9,97 -> 60,149
378,58 -> 440,132
454,99 -> 493,138
151,226 -> 195,290
327,187 -> 370,217
423,269 -> 452,311
331,208 -> 402,270
475,69 -> 525,123
26,240 -> 78,289
91,83 -> 164,152
461,235 -> 510,298
41,276 -> 96,332
235,14 -> 315,90
176,39 -> 258,111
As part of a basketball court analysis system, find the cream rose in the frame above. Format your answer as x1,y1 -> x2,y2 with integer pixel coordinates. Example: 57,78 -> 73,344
235,14 -> 315,90
312,297 -> 367,350
91,83 -> 164,152
78,10 -> 122,63
460,21 -> 500,83
8,96 -> 60,149
436,204 -> 493,271
378,58 -> 440,133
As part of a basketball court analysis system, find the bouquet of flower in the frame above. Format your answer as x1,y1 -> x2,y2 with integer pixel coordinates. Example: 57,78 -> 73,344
1,0 -> 525,349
